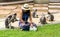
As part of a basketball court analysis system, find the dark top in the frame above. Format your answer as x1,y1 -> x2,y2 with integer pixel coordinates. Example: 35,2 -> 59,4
22,9 -> 30,22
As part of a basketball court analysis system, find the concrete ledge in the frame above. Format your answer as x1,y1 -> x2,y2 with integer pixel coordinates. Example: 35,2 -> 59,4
0,1 -> 33,5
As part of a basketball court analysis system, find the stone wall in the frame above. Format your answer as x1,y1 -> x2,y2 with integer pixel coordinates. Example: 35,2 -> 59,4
34,0 -> 60,4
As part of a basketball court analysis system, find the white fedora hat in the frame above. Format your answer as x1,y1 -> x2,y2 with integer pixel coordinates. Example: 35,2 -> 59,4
22,4 -> 30,10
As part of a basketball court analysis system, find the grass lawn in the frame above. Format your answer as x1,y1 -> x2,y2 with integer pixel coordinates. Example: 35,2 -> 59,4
0,23 -> 60,37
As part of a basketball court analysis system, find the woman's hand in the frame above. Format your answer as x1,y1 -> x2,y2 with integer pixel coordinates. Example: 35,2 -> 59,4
21,21 -> 25,26
30,23 -> 33,28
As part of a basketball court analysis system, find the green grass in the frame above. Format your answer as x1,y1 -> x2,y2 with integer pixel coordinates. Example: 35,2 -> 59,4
0,23 -> 60,37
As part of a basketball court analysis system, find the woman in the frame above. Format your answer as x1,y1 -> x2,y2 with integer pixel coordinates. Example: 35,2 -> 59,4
19,4 -> 34,31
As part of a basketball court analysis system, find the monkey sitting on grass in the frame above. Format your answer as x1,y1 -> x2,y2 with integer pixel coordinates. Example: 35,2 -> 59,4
5,13 -> 18,29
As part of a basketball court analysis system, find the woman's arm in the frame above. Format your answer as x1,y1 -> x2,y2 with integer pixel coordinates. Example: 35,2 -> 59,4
20,9 -> 24,23
29,11 -> 33,26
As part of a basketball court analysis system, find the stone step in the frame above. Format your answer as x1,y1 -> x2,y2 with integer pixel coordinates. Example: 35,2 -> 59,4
49,3 -> 60,5
33,7 -> 48,10
48,6 -> 60,8
34,4 -> 48,7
